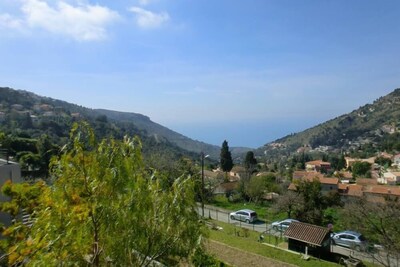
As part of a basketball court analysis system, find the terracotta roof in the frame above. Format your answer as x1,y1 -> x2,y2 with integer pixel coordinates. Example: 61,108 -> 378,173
288,183 -> 297,191
338,183 -> 348,190
339,184 -> 363,197
304,172 -> 325,180
319,177 -> 339,185
305,160 -> 331,166
292,171 -> 309,180
356,178 -> 378,185
284,222 -> 330,247
365,186 -> 400,196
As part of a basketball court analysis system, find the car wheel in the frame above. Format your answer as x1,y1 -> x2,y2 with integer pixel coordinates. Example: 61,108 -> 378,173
245,219 -> 250,224
355,245 -> 361,252
230,215 -> 235,220
272,226 -> 277,231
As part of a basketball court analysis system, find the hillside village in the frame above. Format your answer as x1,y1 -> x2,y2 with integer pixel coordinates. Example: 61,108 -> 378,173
203,153 -> 400,203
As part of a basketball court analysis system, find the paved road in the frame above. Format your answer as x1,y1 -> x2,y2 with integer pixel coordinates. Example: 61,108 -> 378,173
197,205 -> 287,236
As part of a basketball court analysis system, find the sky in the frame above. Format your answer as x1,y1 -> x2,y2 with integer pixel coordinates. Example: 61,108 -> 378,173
1,0 -> 399,148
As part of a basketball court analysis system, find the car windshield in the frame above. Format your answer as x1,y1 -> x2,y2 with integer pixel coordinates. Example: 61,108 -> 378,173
250,212 -> 257,217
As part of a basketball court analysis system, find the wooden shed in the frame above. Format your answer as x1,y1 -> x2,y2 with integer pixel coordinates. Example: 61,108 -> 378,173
284,222 -> 332,259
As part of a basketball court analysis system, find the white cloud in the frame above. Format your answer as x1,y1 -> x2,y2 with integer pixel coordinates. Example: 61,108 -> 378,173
0,0 -> 120,41
129,6 -> 169,29
0,13 -> 23,29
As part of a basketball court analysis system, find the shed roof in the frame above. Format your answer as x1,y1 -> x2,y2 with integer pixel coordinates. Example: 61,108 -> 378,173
284,222 -> 330,247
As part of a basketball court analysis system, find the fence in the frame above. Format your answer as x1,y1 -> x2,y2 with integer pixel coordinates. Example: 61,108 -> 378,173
197,204 -> 287,244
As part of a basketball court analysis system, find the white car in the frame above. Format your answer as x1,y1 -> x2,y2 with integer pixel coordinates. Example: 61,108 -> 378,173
271,219 -> 299,232
229,209 -> 258,223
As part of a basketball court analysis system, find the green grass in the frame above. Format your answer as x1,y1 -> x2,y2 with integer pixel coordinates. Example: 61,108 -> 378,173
207,220 -> 377,267
210,195 -> 286,222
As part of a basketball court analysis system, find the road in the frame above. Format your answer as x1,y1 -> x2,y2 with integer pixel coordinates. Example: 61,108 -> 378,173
197,205 -> 286,236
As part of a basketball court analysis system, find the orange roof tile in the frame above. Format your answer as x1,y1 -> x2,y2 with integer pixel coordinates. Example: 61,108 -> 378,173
319,177 -> 339,185
306,160 -> 331,166
366,186 -> 400,196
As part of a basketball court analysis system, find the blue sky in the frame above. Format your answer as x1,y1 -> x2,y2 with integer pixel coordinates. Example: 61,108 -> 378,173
1,0 -> 399,148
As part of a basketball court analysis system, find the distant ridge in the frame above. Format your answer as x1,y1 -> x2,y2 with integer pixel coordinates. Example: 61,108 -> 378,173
257,88 -> 400,158
95,108 -> 222,159
0,87 -> 233,159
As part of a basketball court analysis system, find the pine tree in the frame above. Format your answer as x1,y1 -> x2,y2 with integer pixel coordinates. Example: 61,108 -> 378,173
220,140 -> 233,173
244,151 -> 257,173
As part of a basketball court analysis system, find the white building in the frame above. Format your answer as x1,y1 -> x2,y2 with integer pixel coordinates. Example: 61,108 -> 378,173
0,159 -> 22,227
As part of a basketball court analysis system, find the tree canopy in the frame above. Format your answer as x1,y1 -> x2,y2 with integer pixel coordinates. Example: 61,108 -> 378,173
0,122 -> 204,266
220,140 -> 233,173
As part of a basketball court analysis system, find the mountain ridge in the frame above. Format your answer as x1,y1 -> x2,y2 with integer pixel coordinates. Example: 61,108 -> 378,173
256,88 -> 400,159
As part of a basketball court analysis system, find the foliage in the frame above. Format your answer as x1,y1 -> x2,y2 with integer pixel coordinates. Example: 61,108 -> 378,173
272,190 -> 304,219
243,174 -> 279,204
220,140 -> 233,173
191,247 -> 218,267
351,161 -> 372,178
1,122 -> 204,266
280,179 -> 343,225
244,151 -> 257,173
375,156 -> 392,168
341,197 -> 400,267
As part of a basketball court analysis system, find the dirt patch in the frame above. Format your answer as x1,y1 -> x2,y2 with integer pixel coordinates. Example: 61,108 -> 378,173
206,240 -> 297,267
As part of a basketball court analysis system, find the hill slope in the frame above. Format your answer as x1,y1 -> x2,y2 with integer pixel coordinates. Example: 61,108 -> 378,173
257,88 -> 400,158
0,87 -> 221,160
95,108 -> 222,158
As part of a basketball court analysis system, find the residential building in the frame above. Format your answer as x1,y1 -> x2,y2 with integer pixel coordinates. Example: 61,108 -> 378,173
305,160 -> 331,172
345,157 -> 375,169
380,172 -> 400,185
393,154 -> 400,166
0,159 -> 22,227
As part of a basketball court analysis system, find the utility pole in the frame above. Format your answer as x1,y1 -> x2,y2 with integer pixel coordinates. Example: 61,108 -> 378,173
201,152 -> 209,218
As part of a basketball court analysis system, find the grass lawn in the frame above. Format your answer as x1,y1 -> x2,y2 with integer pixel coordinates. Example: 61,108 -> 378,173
206,220 -> 377,267
210,195 -> 287,222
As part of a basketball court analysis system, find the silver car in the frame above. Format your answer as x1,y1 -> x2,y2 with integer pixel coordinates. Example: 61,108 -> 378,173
331,231 -> 367,251
229,209 -> 258,223
271,219 -> 299,232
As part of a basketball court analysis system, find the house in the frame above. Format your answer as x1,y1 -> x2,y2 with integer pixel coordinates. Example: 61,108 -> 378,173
288,176 -> 338,194
338,184 -> 363,201
0,159 -> 23,227
393,154 -> 400,166
292,171 -> 324,181
305,160 -> 331,172
318,178 -> 339,192
285,222 -> 332,260
345,157 -> 375,169
363,185 -> 400,203
380,172 -> 400,185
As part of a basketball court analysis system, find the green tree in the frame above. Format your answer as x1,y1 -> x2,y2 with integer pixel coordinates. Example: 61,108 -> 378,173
1,122 -> 203,266
351,161 -> 371,178
244,151 -> 257,173
341,197 -> 400,267
220,140 -> 233,173
36,134 -> 59,177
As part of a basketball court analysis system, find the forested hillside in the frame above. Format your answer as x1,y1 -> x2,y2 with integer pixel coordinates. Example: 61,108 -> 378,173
0,87 -> 214,176
257,88 -> 400,160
